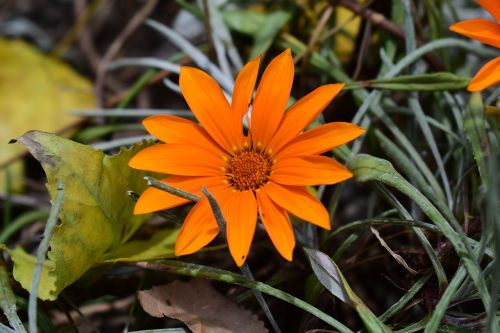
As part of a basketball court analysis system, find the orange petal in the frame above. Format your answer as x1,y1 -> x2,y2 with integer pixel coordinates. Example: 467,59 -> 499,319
143,115 -> 224,156
232,56 -> 261,117
256,190 -> 295,261
263,182 -> 330,230
271,155 -> 352,186
174,197 -> 219,255
223,190 -> 257,266
179,66 -> 243,153
129,143 -> 224,176
467,56 -> 500,91
450,19 -> 500,48
275,122 -> 365,159
251,49 -> 294,146
134,175 -> 227,214
175,186 -> 233,256
478,0 -> 500,22
267,84 -> 345,153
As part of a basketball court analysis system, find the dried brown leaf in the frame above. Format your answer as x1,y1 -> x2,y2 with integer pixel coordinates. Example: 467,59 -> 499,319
138,279 -> 268,333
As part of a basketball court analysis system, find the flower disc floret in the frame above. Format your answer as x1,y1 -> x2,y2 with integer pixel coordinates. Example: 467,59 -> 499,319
225,150 -> 272,191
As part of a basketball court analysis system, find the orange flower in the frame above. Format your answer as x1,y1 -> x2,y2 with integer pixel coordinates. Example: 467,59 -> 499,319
129,49 -> 364,266
450,0 -> 500,91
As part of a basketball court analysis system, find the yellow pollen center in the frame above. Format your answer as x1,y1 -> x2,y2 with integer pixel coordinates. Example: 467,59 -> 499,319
225,150 -> 271,191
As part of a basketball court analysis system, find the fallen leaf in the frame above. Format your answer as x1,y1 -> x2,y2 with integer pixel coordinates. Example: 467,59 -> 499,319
138,280 -> 268,333
0,38 -> 95,192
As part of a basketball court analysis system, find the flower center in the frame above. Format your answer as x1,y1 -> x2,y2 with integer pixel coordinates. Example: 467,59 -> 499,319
225,150 -> 272,191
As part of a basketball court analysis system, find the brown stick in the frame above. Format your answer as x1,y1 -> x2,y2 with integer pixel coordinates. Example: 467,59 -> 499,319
95,0 -> 159,105
332,0 -> 444,70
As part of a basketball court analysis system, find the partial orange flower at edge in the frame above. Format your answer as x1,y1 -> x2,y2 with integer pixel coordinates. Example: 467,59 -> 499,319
129,49 -> 365,266
449,0 -> 500,91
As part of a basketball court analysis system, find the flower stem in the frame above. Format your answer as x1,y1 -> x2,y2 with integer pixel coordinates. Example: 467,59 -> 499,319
201,187 -> 283,333
144,176 -> 201,201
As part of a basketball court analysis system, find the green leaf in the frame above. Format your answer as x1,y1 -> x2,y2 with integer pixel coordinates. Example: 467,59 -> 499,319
221,10 -> 267,35
251,11 -> 291,58
303,248 -> 349,304
8,132 -> 154,300
464,93 -> 487,184
222,10 -> 290,58
103,228 -> 178,263
346,73 -> 469,91
304,248 -> 392,333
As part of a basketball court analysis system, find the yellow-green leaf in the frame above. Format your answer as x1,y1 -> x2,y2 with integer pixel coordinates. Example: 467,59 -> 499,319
103,228 -> 178,263
0,38 -> 95,192
9,132 -> 153,300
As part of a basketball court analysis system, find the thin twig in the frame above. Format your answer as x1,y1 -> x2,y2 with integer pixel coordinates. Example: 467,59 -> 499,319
61,293 -> 101,333
298,6 -> 333,94
51,0 -> 104,58
332,0 -> 444,70
95,0 -> 158,105
332,0 -> 404,39
201,0 -> 216,61
75,0 -> 101,72
296,5 -> 333,64
352,19 -> 372,80
370,227 -> 418,275
55,299 -> 79,333
29,182 -> 64,333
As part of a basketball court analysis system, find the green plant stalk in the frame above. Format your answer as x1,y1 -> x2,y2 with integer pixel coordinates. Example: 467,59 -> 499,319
136,260 -> 353,333
28,182 -> 64,333
330,218 -> 441,237
304,248 -> 392,333
3,166 -> 12,227
15,296 -> 55,333
379,274 -> 431,322
145,176 -> 201,201
143,178 -> 283,332
349,155 -> 491,315
0,323 -> 15,333
375,129 -> 455,223
0,264 -> 26,332
0,211 -> 48,244
201,187 -> 283,333
464,93 -> 488,185
374,183 -> 448,291
118,70 -> 157,109
424,264 -> 467,333
409,96 -> 453,207
395,317 -> 429,333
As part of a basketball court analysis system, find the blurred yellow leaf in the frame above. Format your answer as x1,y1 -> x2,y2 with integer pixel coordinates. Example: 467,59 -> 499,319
334,5 -> 362,62
0,38 -> 95,192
